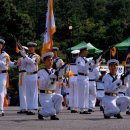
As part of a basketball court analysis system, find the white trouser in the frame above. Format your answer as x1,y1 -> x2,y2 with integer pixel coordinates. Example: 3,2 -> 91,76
126,85 -> 130,110
96,82 -> 104,98
96,93 -> 104,107
39,93 -> 63,117
77,76 -> 89,111
69,76 -> 78,109
19,73 -> 27,110
65,87 -> 70,107
55,81 -> 61,94
116,96 -> 130,112
102,95 -> 130,116
0,73 -> 6,112
55,88 -> 61,94
89,81 -> 96,109
25,74 -> 38,110
96,82 -> 104,107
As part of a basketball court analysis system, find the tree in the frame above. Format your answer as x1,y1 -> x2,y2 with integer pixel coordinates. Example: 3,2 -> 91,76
0,0 -> 10,35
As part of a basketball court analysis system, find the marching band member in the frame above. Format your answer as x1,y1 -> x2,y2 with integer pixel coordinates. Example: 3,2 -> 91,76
52,47 -> 64,94
102,59 -> 130,119
0,39 -> 10,116
88,59 -> 101,112
96,68 -> 107,111
38,52 -> 63,120
9,46 -> 28,114
76,46 -> 91,114
68,50 -> 79,113
62,77 -> 70,108
20,42 -> 40,115
123,66 -> 130,114
17,46 -> 28,114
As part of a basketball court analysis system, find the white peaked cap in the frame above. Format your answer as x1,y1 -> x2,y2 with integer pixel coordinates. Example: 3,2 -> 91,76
52,47 -> 59,51
79,45 -> 88,51
27,42 -> 37,46
22,46 -> 28,50
100,68 -> 107,71
71,50 -> 80,54
0,39 -> 5,44
107,59 -> 119,66
42,52 -> 54,60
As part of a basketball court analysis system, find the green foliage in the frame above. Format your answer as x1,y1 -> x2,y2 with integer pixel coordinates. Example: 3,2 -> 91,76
0,0 -> 10,35
0,0 -> 130,49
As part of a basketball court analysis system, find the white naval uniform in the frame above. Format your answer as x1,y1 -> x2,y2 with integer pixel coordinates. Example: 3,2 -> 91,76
76,56 -> 89,111
88,67 -> 101,109
53,57 -> 64,94
18,58 -> 27,111
67,63 -> 78,110
63,78 -> 70,107
96,80 -> 105,107
38,68 -> 63,117
9,59 -> 27,111
102,73 -> 130,116
125,74 -> 130,111
0,51 -> 10,112
23,53 -> 40,110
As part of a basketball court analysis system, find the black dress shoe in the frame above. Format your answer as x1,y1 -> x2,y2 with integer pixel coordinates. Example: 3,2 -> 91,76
1,113 -> 4,116
88,109 -> 94,112
67,107 -> 71,110
126,111 -> 130,115
50,115 -> 59,120
17,110 -> 24,114
17,110 -> 23,114
26,111 -> 35,115
114,113 -> 123,119
80,111 -> 91,114
23,111 -> 28,114
38,113 -> 44,120
100,106 -> 104,112
104,114 -> 110,119
71,110 -> 78,113
17,110 -> 28,114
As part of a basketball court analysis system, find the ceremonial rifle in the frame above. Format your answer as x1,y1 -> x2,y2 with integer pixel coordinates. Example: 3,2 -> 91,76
51,62 -> 68,84
16,42 -> 24,51
120,71 -> 130,85
93,43 -> 118,62
54,62 -> 68,77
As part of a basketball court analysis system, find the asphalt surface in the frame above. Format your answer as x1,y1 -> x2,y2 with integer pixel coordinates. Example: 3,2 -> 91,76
0,107 -> 130,130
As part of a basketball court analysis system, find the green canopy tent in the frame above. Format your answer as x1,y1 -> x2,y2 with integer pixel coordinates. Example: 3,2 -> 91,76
67,41 -> 102,54
115,37 -> 130,51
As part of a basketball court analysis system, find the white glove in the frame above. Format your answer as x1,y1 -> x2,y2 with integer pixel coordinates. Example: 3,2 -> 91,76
0,61 -> 3,66
49,73 -> 57,85
20,50 -> 27,58
58,69 -> 64,77
114,79 -> 122,87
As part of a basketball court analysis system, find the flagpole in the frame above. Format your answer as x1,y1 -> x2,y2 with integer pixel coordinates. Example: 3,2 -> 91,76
41,0 -> 56,55
49,0 -> 53,50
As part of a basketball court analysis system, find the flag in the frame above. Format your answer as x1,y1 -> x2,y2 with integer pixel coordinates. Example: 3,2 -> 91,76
4,96 -> 8,108
16,44 -> 20,53
41,0 -> 56,55
66,65 -> 74,77
110,47 -> 117,57
122,46 -> 130,66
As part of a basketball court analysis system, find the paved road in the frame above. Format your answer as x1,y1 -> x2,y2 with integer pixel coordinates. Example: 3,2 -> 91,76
0,107 -> 130,130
